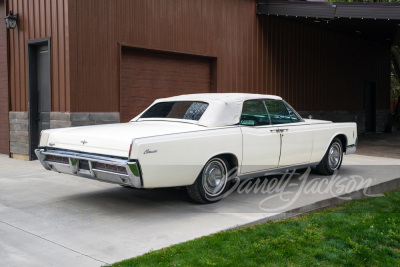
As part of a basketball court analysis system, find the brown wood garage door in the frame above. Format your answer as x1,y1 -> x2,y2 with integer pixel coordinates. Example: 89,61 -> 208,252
0,0 -> 9,155
120,47 -> 212,122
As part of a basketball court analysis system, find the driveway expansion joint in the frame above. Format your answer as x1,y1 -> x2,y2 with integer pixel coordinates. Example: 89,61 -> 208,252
0,220 -> 109,265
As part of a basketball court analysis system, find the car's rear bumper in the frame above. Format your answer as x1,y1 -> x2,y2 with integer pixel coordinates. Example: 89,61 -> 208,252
35,148 -> 142,188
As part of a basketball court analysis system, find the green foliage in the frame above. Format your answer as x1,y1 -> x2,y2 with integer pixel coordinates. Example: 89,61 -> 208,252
392,46 -> 400,100
112,190 -> 400,266
392,73 -> 400,100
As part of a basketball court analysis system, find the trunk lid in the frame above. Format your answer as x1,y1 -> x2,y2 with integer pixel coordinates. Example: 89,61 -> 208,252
44,121 -> 204,158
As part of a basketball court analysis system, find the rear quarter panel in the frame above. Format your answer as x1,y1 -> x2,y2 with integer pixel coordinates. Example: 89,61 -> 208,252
131,127 -> 242,188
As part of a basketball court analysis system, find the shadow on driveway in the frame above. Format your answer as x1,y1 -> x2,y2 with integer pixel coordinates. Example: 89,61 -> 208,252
356,131 -> 400,159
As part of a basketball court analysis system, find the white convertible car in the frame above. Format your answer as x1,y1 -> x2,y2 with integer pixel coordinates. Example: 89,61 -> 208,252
36,93 -> 357,203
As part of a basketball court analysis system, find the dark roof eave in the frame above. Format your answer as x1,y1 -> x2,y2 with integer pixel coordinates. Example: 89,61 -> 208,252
257,1 -> 335,19
257,1 -> 400,20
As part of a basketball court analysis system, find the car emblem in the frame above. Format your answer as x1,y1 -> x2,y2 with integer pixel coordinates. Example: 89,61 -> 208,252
144,149 -> 157,154
80,140 -> 88,145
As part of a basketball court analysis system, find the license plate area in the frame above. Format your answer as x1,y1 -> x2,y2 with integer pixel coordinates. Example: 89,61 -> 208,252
79,160 -> 90,171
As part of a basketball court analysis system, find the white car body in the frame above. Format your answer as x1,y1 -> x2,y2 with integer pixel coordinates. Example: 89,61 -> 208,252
36,93 -> 357,196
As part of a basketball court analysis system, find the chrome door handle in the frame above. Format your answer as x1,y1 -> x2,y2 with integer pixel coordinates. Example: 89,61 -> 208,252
280,129 -> 289,132
270,129 -> 279,133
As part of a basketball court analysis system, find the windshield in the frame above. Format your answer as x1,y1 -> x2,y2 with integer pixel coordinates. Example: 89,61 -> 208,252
140,101 -> 209,121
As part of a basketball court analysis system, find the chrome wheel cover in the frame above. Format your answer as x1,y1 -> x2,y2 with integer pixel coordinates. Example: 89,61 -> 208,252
202,159 -> 227,196
328,142 -> 342,170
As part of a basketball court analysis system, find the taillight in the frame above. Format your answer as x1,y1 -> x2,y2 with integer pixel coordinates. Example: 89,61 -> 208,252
95,163 -> 105,169
107,164 -> 117,171
92,163 -> 127,174
46,155 -> 69,164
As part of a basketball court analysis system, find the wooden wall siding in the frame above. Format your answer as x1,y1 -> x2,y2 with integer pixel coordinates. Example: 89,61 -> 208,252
262,17 -> 391,111
120,47 -> 212,122
0,0 -> 10,154
7,0 -> 70,112
68,0 -> 268,112
6,0 -> 390,114
69,0 -> 119,113
67,0 -> 390,113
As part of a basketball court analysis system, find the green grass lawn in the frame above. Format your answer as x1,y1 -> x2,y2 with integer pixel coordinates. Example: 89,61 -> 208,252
112,190 -> 400,266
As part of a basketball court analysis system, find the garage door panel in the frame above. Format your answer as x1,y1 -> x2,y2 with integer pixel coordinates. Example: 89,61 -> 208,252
120,48 -> 211,122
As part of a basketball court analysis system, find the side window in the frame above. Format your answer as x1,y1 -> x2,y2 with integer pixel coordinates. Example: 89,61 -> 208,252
264,100 -> 292,125
240,100 -> 270,126
285,103 -> 302,123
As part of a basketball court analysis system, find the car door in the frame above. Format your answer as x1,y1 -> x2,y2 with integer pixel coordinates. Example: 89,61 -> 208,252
240,100 -> 281,174
264,100 -> 313,167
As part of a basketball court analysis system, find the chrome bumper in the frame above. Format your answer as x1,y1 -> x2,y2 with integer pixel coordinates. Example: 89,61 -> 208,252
346,137 -> 357,155
346,145 -> 356,155
35,148 -> 142,188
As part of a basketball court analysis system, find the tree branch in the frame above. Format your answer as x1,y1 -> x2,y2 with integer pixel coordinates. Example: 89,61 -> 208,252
392,45 -> 400,85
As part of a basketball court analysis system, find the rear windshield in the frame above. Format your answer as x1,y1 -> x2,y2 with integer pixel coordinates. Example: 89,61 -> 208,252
140,101 -> 209,121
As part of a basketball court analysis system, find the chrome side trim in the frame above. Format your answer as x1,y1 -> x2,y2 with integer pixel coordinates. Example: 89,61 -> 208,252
238,162 -> 319,180
35,148 -> 142,188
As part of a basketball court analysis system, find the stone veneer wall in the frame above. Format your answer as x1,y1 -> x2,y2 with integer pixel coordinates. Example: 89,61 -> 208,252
9,112 -> 29,157
9,112 -> 120,160
50,112 -> 120,128
297,109 -> 391,134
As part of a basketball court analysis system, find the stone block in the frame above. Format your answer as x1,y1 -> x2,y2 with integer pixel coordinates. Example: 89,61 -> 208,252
10,130 -> 29,137
10,123 -> 28,131
70,113 -> 90,122
50,120 -> 72,129
50,112 -> 71,121
9,112 -> 28,120
10,141 -> 29,149
89,112 -> 120,122
10,143 -> 29,154
70,121 -> 94,127
9,119 -> 29,125
10,134 -> 29,143
50,121 -> 71,129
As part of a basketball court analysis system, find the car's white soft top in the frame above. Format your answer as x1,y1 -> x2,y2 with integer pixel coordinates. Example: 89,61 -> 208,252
132,93 -> 282,127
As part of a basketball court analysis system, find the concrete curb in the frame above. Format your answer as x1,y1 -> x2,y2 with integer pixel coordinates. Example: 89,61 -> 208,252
234,176 -> 400,229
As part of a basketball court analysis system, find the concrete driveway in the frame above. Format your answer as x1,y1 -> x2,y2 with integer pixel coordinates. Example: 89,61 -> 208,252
1,146 -> 400,266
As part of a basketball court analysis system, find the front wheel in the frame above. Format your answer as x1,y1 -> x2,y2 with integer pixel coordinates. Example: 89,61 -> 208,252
316,138 -> 343,175
186,157 -> 231,204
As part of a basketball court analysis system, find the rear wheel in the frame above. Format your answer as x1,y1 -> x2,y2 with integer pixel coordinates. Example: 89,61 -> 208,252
186,157 -> 231,204
316,138 -> 343,175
